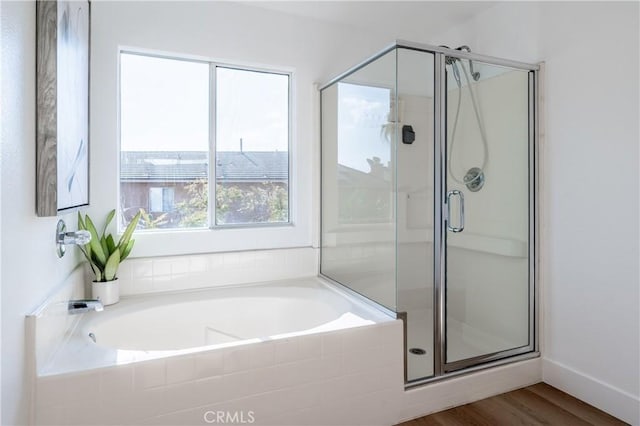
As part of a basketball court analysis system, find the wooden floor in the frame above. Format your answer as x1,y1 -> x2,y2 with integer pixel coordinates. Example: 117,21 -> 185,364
397,383 -> 627,426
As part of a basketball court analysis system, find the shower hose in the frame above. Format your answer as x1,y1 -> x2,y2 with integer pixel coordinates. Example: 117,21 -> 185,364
448,60 -> 489,187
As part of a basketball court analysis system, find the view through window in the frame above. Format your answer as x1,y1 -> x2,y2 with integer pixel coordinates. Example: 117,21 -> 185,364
119,53 -> 290,230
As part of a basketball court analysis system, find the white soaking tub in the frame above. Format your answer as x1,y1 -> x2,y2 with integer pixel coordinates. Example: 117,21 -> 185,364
33,276 -> 403,425
86,278 -> 386,351
42,276 -> 393,375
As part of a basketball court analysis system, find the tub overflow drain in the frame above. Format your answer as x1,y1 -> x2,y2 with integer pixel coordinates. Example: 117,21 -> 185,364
409,348 -> 426,355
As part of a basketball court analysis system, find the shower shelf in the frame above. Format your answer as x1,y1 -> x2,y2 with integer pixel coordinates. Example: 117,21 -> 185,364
399,231 -> 527,258
449,232 -> 527,258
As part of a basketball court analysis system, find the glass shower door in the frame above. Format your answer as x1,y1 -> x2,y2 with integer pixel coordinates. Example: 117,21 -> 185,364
443,58 -> 534,371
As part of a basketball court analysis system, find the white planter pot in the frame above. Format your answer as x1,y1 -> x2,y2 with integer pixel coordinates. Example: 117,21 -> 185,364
92,279 -> 119,306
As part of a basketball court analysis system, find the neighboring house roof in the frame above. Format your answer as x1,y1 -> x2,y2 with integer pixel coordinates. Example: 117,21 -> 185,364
120,151 -> 388,187
217,151 -> 288,181
121,151 -> 288,182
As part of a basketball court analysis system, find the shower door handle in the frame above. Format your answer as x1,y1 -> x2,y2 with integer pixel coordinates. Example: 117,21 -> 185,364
446,190 -> 465,233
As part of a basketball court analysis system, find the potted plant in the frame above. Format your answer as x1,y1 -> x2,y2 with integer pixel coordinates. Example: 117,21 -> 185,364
77,209 -> 141,305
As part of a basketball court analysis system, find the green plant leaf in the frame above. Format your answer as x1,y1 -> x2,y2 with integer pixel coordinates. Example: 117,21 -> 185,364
82,249 -> 103,281
85,216 -> 107,266
100,236 -> 109,257
77,212 -> 86,231
78,246 -> 92,264
103,248 -> 120,281
92,265 -> 102,281
117,210 -> 141,250
85,239 -> 92,266
90,250 -> 105,272
102,209 -> 116,238
106,234 -> 116,253
120,239 -> 134,261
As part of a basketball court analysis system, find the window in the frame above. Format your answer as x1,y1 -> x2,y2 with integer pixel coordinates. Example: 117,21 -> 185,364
119,52 -> 290,231
149,187 -> 175,213
215,67 -> 289,225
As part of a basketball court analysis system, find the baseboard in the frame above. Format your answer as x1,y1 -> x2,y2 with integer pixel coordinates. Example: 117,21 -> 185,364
397,357 -> 542,423
542,358 -> 640,425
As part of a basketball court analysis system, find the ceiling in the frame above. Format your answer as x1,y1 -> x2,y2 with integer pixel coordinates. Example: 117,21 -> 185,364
245,1 -> 497,42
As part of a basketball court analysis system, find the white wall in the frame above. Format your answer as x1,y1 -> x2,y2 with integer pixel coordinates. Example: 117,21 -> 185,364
0,3 -> 391,421
90,1 -> 390,257
0,1 -> 3,421
1,2 -> 83,424
539,4 -> 639,423
438,2 -> 640,423
4,0 -> 637,423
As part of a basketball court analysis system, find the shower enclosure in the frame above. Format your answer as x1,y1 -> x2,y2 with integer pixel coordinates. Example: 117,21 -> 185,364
320,41 -> 538,384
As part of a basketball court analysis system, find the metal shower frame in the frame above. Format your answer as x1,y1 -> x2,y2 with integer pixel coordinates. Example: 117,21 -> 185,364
319,40 -> 540,387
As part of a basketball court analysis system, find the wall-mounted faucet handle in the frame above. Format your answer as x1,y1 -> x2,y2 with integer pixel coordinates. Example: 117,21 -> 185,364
58,230 -> 91,246
56,219 -> 92,258
68,299 -> 104,314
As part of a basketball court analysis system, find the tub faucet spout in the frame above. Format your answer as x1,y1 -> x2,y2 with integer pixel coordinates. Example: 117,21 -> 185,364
68,299 -> 104,314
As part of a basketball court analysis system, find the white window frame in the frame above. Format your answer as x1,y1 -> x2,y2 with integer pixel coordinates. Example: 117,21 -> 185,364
119,49 -> 294,230
209,63 -> 292,229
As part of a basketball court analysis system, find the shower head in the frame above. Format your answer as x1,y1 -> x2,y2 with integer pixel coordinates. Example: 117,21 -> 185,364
439,47 -> 462,87
440,45 -> 459,66
468,64 -> 481,82
449,61 -> 462,87
441,45 -> 480,84
455,45 -> 481,82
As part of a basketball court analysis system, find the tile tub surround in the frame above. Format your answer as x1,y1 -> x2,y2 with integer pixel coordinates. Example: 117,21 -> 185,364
114,247 -> 318,296
31,274 -> 401,425
34,321 -> 404,425
26,266 -> 87,377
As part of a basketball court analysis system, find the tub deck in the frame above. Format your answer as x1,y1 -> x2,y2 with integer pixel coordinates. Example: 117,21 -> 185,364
40,276 -> 394,376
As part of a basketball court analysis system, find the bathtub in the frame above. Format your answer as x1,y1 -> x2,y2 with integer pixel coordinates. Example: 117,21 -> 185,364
40,276 -> 394,375
33,276 -> 403,425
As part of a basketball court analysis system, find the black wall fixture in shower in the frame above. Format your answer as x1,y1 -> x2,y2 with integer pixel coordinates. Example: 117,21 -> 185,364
402,125 -> 415,144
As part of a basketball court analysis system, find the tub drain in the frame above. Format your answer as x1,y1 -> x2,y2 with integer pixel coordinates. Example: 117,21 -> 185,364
409,348 -> 426,355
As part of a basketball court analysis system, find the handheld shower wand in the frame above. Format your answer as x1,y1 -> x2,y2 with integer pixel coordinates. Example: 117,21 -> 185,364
443,45 -> 489,192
